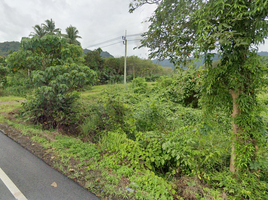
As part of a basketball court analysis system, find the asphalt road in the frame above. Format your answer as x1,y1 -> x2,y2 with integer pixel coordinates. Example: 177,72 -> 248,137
0,130 -> 99,200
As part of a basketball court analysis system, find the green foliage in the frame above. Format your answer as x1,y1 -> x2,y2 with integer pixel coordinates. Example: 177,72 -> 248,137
155,67 -> 201,108
31,64 -> 96,89
6,35 -> 84,73
83,53 -> 173,84
129,170 -> 174,200
22,63 -> 96,129
41,18 -> 61,36
211,171 -> 268,199
3,71 -> 32,96
51,136 -> 100,161
130,0 -> 268,174
22,89 -> 81,129
83,48 -> 104,71
79,77 -> 268,198
0,64 -> 9,87
62,25 -> 82,46
81,91 -> 132,137
130,77 -> 148,94
134,98 -> 173,132
0,42 -> 20,56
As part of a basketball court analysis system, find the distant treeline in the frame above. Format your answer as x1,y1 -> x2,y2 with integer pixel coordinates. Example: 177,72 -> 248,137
153,52 -> 268,68
0,42 -> 20,56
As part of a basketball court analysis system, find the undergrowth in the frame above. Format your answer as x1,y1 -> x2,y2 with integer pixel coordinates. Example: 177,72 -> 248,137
1,75 -> 268,199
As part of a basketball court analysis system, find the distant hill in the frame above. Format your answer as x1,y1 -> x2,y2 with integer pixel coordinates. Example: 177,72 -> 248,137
153,52 -> 268,68
83,49 -> 114,58
258,51 -> 268,56
0,41 -> 20,56
0,41 -> 114,58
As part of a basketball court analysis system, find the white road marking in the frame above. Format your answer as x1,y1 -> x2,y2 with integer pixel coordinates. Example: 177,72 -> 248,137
0,168 -> 28,200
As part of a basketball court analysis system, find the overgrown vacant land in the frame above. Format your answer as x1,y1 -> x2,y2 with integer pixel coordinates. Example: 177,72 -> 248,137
1,1 -> 268,199
1,75 -> 268,199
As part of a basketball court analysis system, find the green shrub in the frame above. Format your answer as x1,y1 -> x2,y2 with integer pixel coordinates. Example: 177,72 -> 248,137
130,77 -> 149,94
211,171 -> 268,199
134,98 -> 173,132
2,71 -> 32,96
129,170 -> 174,200
22,63 -> 96,130
0,64 -> 9,88
22,88 -> 81,130
81,93 -> 133,138
155,67 -> 201,108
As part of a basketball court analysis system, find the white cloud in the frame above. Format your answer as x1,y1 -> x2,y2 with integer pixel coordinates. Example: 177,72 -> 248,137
0,0 -> 266,58
0,0 -> 155,58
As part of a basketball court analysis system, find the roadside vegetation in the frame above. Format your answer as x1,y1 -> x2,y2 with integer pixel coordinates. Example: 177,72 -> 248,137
0,1 -> 268,199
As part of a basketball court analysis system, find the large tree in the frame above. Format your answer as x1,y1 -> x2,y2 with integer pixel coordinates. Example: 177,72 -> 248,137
29,25 -> 46,38
63,25 -> 82,46
42,19 -> 61,35
130,0 -> 268,173
6,35 -> 84,73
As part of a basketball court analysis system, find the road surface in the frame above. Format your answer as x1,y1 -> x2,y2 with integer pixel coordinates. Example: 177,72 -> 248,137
0,130 -> 99,200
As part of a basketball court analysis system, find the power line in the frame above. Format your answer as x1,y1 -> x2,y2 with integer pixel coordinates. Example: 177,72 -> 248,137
85,36 -> 120,48
98,41 -> 122,49
85,32 -> 145,49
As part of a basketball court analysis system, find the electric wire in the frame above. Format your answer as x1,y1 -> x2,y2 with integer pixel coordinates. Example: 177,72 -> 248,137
85,36 -> 121,48
98,41 -> 123,49
85,32 -> 145,49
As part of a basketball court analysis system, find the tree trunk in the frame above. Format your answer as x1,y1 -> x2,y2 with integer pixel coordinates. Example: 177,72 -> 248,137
229,90 -> 241,173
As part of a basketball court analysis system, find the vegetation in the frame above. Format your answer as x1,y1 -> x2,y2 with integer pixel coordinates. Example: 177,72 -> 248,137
0,11 -> 268,200
0,42 -> 20,56
83,49 -> 173,84
132,0 -> 268,173
63,25 -> 82,46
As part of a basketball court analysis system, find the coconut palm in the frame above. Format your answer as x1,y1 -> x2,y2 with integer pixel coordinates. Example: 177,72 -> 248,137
63,25 -> 82,46
29,25 -> 46,38
42,19 -> 61,35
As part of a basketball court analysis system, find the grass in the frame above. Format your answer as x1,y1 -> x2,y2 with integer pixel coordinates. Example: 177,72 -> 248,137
0,96 -> 25,102
0,82 -> 243,200
80,83 -> 131,104
0,103 -> 22,123
0,103 -> 21,113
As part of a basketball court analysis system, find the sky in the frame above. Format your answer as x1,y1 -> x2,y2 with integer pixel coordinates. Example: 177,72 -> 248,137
0,0 -> 156,58
0,0 -> 267,59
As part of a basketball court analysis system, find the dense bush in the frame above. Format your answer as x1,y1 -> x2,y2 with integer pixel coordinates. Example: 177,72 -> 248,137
22,63 -> 96,130
0,64 -> 9,88
1,70 -> 33,96
130,77 -> 148,94
81,90 -> 133,139
155,67 -> 201,108
80,72 -> 268,199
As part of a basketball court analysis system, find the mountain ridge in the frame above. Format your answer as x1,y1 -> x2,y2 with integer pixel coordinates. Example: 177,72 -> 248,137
152,52 -> 268,68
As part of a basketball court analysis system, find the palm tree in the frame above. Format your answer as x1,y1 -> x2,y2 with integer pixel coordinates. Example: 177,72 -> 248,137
63,25 -> 82,46
29,25 -> 46,38
42,19 -> 61,35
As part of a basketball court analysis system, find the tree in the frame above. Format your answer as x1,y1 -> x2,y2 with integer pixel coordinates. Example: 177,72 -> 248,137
6,35 -> 84,73
83,48 -> 104,71
130,0 -> 268,173
42,19 -> 61,35
6,34 -> 96,129
29,25 -> 46,38
63,25 -> 82,46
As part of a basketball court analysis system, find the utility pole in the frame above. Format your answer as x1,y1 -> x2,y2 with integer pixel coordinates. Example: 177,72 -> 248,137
122,30 -> 127,88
